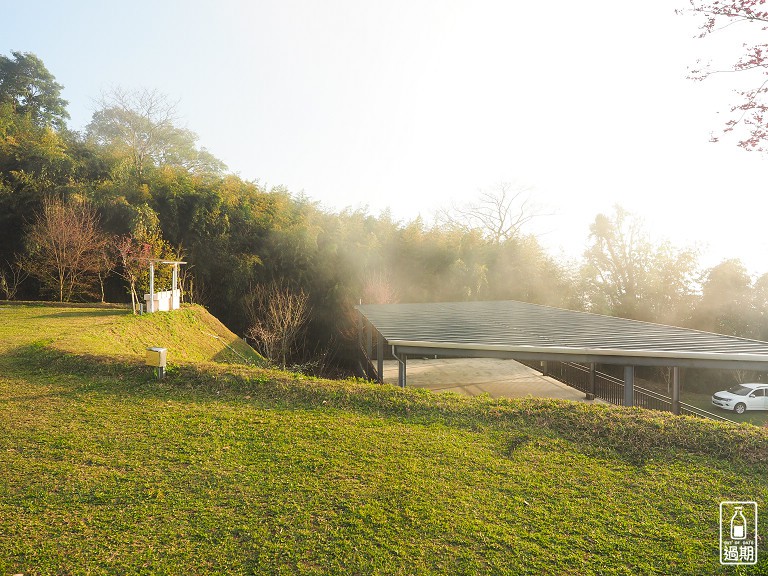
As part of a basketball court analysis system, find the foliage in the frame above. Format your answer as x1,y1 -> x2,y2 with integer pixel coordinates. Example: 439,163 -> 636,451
0,51 -> 69,129
694,258 -> 754,336
4,51 -> 768,374
581,206 -> 698,323
86,87 -> 225,181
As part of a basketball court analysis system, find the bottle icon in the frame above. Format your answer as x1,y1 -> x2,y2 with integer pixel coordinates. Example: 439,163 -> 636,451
730,506 -> 747,540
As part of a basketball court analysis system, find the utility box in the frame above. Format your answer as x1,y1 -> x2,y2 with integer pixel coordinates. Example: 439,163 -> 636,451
145,347 -> 167,368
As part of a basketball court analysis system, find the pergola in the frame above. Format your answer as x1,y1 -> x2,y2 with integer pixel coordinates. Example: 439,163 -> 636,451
145,259 -> 187,313
357,300 -> 768,411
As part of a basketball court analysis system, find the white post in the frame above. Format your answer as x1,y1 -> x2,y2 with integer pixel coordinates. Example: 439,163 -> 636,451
148,261 -> 155,313
172,263 -> 180,309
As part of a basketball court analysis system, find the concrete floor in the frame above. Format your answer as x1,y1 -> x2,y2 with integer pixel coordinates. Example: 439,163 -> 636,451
382,357 -> 603,403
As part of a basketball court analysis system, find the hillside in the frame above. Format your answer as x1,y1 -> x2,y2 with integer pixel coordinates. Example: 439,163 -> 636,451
0,304 -> 766,575
0,302 -> 263,365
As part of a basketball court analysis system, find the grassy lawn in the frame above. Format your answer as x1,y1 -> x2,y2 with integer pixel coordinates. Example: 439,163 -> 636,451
0,305 -> 767,574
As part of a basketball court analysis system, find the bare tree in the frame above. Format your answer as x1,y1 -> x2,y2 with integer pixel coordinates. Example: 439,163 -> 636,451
0,257 -> 28,300
361,270 -> 398,305
24,197 -> 110,302
114,234 -> 152,313
438,183 -> 547,243
245,281 -> 311,368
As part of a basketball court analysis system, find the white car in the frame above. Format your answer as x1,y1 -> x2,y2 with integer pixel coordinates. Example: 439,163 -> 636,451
711,383 -> 768,414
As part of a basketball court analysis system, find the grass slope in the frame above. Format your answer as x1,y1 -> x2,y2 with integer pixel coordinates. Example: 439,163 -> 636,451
0,305 -> 766,575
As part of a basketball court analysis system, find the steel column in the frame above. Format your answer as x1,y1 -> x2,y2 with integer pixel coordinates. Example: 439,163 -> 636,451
398,354 -> 407,388
671,366 -> 681,415
148,260 -> 155,313
586,362 -> 596,400
366,322 -> 373,360
377,332 -> 384,383
624,365 -> 634,407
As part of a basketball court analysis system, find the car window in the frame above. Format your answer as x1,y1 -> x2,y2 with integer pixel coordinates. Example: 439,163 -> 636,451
727,385 -> 752,396
755,388 -> 766,397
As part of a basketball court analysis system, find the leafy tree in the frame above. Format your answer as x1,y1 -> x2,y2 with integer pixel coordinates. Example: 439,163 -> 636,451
0,51 -> 69,129
582,206 -> 698,322
693,258 -> 754,336
113,203 -> 174,313
86,87 -> 224,181
682,1 -> 768,152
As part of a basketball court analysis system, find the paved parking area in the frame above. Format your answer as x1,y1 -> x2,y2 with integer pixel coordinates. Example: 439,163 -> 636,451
382,357 -> 603,403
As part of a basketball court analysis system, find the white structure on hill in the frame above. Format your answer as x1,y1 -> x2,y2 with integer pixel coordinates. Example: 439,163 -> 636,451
144,259 -> 187,313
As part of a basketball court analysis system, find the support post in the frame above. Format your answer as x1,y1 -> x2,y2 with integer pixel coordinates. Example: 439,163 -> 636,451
357,311 -> 363,351
366,322 -> 373,361
376,332 -> 384,384
398,353 -> 407,388
624,365 -> 634,407
671,366 -> 681,415
148,260 -> 155,313
586,363 -> 596,400
542,361 -> 549,376
171,263 -> 180,309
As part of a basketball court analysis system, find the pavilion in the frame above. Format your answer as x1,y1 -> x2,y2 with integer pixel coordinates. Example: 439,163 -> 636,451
357,300 -> 768,413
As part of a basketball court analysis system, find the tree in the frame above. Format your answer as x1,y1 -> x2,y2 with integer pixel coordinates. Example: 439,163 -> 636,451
692,258 -> 754,336
437,183 -> 546,244
0,257 -> 28,300
582,206 -> 698,322
86,87 -> 224,181
682,1 -> 768,151
23,197 -> 109,302
244,281 -> 311,368
0,51 -> 69,129
113,204 -> 174,313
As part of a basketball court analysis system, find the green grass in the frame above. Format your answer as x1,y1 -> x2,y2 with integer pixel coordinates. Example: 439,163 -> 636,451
0,304 -> 767,575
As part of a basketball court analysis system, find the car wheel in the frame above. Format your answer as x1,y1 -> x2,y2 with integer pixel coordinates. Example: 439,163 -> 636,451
734,403 -> 747,415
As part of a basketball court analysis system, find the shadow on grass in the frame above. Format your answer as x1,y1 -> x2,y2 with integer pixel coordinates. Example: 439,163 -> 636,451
3,342 -> 768,471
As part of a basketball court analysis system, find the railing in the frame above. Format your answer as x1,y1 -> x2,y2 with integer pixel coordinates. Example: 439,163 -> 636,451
679,402 -> 735,423
520,359 -> 734,423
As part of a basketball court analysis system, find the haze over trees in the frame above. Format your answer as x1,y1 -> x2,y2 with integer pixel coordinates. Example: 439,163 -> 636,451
1,51 -> 767,372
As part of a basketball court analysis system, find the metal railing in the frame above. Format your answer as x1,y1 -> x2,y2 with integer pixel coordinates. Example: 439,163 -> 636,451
520,359 -> 734,422
679,402 -> 735,422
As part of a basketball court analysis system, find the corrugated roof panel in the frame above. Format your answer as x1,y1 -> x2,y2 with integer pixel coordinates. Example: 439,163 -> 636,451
356,300 -> 768,366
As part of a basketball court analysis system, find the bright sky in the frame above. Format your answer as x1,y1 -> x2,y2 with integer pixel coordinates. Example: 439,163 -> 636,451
6,0 -> 768,274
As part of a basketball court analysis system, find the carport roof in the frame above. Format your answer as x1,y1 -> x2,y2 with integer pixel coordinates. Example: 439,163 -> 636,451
356,300 -> 768,370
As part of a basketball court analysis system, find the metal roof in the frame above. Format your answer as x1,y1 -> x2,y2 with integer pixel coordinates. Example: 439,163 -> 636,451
357,300 -> 768,370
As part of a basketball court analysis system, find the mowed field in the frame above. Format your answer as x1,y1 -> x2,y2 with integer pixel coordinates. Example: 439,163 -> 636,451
0,304 -> 766,575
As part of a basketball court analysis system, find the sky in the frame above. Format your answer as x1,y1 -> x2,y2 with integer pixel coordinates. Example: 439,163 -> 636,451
5,0 -> 768,274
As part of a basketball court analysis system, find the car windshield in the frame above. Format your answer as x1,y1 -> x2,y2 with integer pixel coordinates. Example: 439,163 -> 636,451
726,385 -> 752,396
